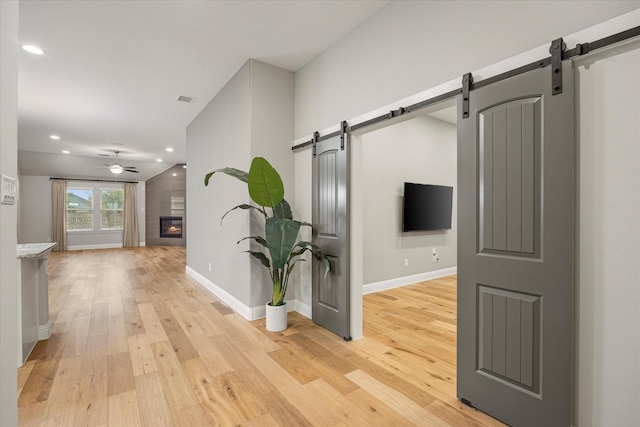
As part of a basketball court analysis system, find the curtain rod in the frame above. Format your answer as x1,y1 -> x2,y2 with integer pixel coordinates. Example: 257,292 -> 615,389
292,25 -> 640,151
50,177 -> 138,184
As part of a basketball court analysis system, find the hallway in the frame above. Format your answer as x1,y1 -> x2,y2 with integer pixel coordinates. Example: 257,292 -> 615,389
17,246 -> 503,426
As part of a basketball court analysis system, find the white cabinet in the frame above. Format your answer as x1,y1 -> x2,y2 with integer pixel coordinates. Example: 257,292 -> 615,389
16,243 -> 56,366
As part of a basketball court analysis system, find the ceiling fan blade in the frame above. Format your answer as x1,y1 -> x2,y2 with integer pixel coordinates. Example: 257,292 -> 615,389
123,165 -> 137,169
124,169 -> 139,173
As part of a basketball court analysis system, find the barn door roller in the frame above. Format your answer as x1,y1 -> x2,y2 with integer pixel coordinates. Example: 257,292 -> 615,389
462,72 -> 473,119
550,37 -> 566,95
340,121 -> 348,151
312,131 -> 319,157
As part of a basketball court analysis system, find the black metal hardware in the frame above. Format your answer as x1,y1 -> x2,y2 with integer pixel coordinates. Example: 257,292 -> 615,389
312,131 -> 319,158
340,121 -> 348,150
575,42 -> 590,56
291,26 -> 639,151
389,107 -> 406,118
461,397 -> 474,408
343,336 -> 352,342
550,38 -> 566,95
462,72 -> 473,119
49,177 -> 138,184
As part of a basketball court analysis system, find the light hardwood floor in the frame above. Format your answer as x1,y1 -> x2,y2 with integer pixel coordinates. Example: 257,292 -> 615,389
17,246 -> 504,426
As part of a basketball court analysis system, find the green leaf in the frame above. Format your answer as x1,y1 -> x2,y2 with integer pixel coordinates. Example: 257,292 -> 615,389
247,157 -> 284,208
221,204 -> 266,223
266,218 -> 301,270
245,251 -> 271,269
237,235 -> 267,247
271,276 -> 285,306
273,199 -> 292,219
295,241 -> 331,277
204,167 -> 248,186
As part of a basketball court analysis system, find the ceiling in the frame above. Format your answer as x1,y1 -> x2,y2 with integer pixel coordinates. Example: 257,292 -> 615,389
17,0 -> 389,181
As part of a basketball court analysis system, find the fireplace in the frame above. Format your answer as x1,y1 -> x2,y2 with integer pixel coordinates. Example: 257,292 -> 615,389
159,216 -> 183,238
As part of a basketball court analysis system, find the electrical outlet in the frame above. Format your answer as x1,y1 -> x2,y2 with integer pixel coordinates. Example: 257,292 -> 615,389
404,258 -> 409,267
208,262 -> 212,271
432,248 -> 439,263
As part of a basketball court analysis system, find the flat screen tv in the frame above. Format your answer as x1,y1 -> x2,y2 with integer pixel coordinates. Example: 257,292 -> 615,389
402,182 -> 453,232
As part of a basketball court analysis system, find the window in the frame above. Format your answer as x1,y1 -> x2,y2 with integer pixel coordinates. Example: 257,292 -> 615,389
67,188 -> 93,230
67,186 -> 124,232
101,189 -> 124,230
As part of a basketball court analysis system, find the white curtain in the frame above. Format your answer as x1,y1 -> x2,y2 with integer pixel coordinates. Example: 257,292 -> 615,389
122,182 -> 139,247
51,179 -> 67,251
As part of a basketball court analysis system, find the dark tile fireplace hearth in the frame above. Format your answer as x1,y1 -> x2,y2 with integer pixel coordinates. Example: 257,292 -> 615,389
159,216 -> 183,238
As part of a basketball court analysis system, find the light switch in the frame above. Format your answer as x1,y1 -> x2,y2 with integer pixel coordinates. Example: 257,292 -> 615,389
1,175 -> 17,205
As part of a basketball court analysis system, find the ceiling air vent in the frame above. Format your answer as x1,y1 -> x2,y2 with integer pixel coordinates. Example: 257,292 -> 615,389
176,95 -> 195,104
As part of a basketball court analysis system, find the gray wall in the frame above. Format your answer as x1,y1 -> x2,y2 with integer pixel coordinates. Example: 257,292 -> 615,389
146,164 -> 186,246
187,59 -> 294,308
19,176 -> 52,244
0,1 -> 19,424
18,176 -> 146,248
362,116 -> 456,284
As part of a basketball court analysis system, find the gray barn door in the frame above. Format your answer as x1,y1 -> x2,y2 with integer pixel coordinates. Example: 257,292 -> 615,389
457,63 -> 574,426
312,133 -> 350,340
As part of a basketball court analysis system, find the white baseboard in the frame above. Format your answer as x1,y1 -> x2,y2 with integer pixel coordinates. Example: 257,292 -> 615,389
185,265 -> 310,322
67,242 -> 146,251
186,266 -> 257,320
187,264 -> 455,320
67,243 -> 123,251
363,266 -> 457,295
38,321 -> 51,340
294,299 -> 312,319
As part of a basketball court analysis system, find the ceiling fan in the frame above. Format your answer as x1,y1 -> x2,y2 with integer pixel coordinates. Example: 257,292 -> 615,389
106,150 -> 138,174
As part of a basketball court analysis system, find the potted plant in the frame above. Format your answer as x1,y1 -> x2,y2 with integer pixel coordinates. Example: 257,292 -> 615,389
204,157 -> 330,332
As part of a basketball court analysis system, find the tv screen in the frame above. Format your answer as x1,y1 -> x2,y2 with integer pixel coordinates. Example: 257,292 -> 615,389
402,182 -> 453,232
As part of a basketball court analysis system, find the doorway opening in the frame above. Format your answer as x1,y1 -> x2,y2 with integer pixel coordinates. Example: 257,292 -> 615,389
350,97 -> 469,412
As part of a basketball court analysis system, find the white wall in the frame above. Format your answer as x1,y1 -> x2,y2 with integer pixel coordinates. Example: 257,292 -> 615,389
292,4 -> 639,425
186,59 -> 295,311
294,1 -> 639,137
575,41 -> 640,427
0,1 -> 19,424
18,177 -> 146,248
362,116 -> 457,285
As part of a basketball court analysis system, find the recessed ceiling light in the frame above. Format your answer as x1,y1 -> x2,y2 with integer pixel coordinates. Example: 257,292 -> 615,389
156,158 -> 162,162
50,135 -> 60,140
22,45 -> 44,55
166,147 -> 174,152
62,150 -> 70,154
182,165 -> 187,169
172,173 -> 177,177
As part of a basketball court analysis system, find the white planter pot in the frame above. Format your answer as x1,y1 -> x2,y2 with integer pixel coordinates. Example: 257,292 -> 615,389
265,302 -> 287,332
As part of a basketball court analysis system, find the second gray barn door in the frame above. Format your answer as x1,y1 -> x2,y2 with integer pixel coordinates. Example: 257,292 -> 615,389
457,62 -> 574,426
312,133 -> 350,340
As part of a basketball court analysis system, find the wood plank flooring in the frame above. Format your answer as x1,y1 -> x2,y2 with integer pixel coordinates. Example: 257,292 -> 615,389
17,246 -> 504,426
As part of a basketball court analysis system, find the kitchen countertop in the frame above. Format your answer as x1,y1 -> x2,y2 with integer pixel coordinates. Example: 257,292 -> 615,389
17,243 -> 57,259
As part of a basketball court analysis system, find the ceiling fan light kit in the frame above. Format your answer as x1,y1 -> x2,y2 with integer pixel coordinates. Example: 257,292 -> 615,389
106,150 -> 139,174
110,164 -> 123,174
